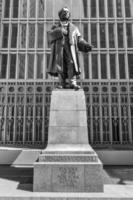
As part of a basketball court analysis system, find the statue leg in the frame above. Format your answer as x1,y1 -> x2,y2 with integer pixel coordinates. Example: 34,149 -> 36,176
58,73 -> 67,89
63,43 -> 80,90
67,63 -> 81,90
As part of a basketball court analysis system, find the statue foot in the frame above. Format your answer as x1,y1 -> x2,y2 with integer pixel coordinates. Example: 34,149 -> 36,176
70,84 -> 81,90
56,84 -> 67,89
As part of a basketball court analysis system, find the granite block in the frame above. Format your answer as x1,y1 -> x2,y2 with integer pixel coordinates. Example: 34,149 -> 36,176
49,111 -> 87,127
41,144 -> 95,154
33,89 -> 103,193
50,90 -> 86,111
52,165 -> 84,192
48,126 -> 88,144
84,162 -> 103,189
33,163 -> 52,192
34,162 -> 103,192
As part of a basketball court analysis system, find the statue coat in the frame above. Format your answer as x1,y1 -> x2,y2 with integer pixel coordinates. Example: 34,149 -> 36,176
47,22 -> 92,77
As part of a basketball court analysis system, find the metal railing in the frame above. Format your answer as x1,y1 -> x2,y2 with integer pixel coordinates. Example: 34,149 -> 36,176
0,80 -> 133,148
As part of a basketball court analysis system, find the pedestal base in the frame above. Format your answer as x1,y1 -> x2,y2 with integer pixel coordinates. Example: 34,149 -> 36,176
33,145 -> 103,193
33,90 -> 104,193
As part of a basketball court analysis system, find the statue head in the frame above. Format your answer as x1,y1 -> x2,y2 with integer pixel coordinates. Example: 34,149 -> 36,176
58,7 -> 70,21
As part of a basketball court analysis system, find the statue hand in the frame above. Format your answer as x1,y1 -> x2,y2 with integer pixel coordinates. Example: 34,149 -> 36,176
85,44 -> 93,51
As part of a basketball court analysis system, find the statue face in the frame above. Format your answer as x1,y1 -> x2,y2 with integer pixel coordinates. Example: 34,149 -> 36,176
58,7 -> 70,21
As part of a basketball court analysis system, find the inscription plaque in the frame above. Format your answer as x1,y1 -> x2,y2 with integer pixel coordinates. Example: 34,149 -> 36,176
52,165 -> 84,192
58,167 -> 79,187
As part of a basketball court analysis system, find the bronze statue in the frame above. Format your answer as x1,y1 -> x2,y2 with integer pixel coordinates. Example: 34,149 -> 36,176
48,7 -> 93,90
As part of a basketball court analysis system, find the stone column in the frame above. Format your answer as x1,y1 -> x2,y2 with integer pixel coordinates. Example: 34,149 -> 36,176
33,89 -> 103,192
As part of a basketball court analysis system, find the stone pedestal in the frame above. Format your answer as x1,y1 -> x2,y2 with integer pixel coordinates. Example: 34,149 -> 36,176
33,89 -> 103,192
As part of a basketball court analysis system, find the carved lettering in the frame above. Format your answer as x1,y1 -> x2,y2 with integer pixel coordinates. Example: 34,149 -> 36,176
57,167 -> 79,187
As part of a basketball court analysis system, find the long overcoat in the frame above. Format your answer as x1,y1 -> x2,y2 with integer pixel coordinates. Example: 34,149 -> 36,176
47,22 -> 92,77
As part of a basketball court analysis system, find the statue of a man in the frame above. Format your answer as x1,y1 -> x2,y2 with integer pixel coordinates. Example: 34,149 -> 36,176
47,7 -> 93,90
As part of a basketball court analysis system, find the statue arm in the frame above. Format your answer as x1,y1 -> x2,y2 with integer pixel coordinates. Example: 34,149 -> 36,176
47,26 -> 63,44
77,36 -> 93,52
75,26 -> 93,52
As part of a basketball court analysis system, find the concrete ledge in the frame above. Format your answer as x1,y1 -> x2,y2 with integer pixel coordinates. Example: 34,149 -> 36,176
0,165 -> 133,199
96,150 -> 133,165
0,183 -> 133,199
34,161 -> 103,192
0,148 -> 22,165
0,148 -> 133,165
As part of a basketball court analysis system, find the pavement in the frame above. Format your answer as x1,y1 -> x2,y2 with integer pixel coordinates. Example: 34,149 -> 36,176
0,166 -> 133,199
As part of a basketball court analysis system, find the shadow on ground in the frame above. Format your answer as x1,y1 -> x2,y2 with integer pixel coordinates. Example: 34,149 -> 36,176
0,166 -> 33,191
104,166 -> 133,185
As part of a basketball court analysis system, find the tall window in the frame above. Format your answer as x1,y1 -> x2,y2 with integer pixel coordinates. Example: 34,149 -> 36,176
117,23 -> 124,48
128,54 -> 133,79
108,24 -> 115,48
99,0 -> 105,18
19,24 -> 27,48
38,0 -> 44,18
11,24 -> 18,48
28,54 -> 34,79
29,0 -> 36,18
107,0 -> 114,17
2,24 -> 9,48
101,54 -> 107,79
4,0 -> 10,18
110,54 -> 116,79
116,0 -> 123,17
91,23 -> 97,47
36,54 -> 43,79
9,54 -> 16,79
37,24 -> 44,48
28,24 -> 35,48
12,0 -> 19,18
20,0 -> 27,18
100,23 -> 106,48
126,23 -> 133,48
18,54 -> 25,79
125,0 -> 133,17
90,0 -> 96,18
92,54 -> 98,79
119,54 -> 126,79
0,54 -> 8,78
0,0 -> 133,81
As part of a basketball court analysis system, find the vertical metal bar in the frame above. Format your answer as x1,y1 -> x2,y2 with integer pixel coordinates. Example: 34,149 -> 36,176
43,0 -> 46,79
23,82 -> 26,144
90,83 -> 93,144
13,83 -> 17,143
32,82 -> 35,145
118,83 -> 123,144
41,82 -> 45,145
99,83 -> 103,144
128,83 -> 133,143
109,83 -> 113,144
3,83 -> 8,144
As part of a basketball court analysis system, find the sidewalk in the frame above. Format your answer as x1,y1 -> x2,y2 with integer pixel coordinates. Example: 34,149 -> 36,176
0,166 -> 133,199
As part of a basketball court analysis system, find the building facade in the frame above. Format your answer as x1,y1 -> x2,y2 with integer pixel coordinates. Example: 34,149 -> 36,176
0,0 -> 133,148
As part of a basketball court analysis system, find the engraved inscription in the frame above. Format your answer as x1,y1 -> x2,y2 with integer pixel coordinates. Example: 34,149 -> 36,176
57,167 -> 79,187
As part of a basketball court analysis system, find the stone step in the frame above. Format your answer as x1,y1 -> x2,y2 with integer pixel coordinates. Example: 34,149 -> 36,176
12,150 -> 41,167
0,185 -> 133,200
